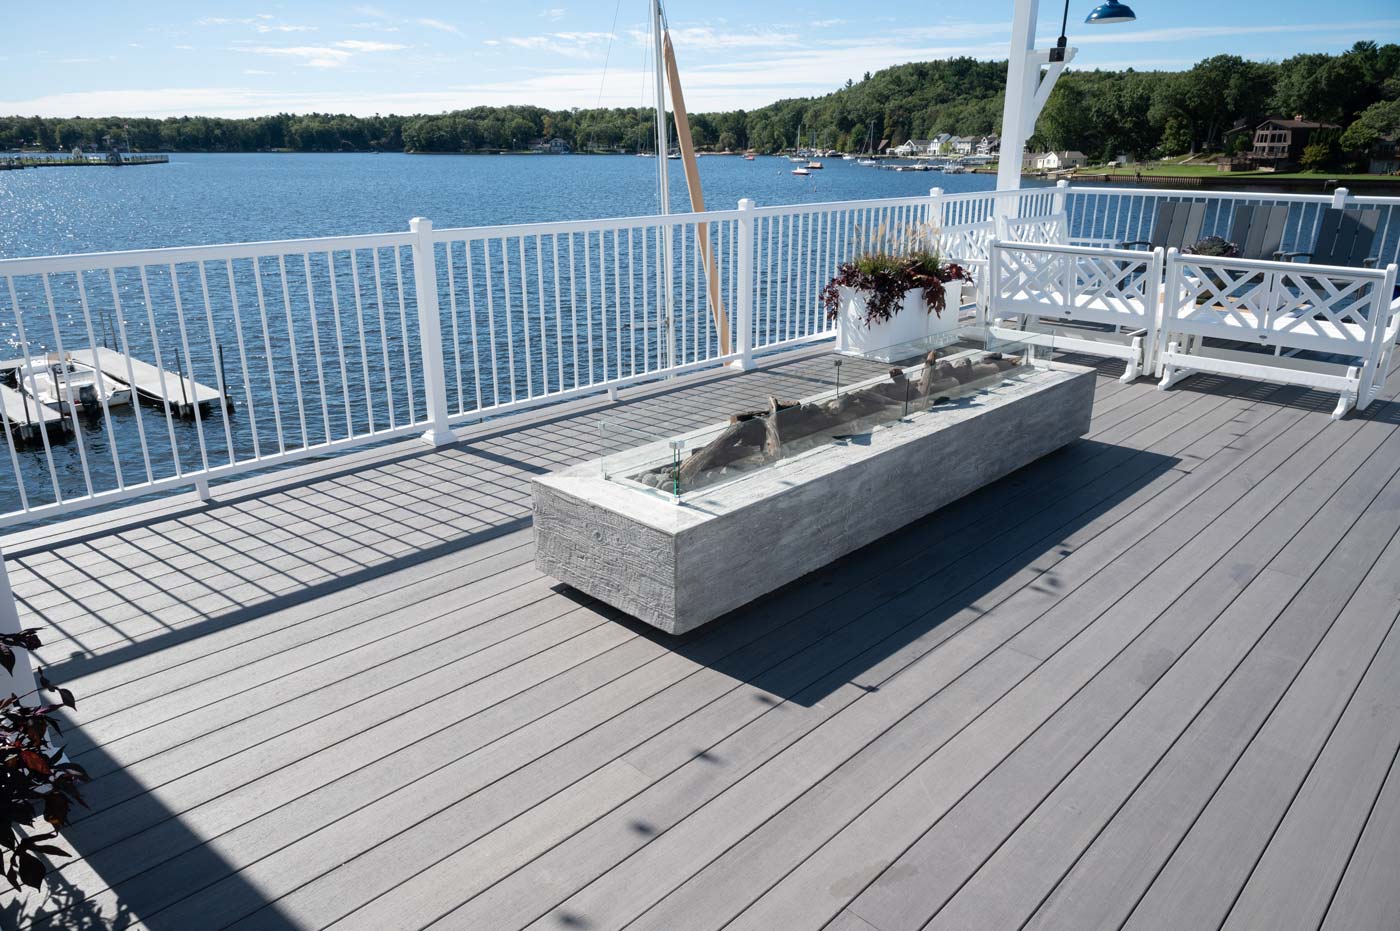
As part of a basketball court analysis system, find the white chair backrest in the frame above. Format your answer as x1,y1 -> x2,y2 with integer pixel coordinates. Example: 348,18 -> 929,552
1162,252 -> 1397,356
937,220 -> 995,265
996,211 -> 1070,247
991,241 -> 1163,332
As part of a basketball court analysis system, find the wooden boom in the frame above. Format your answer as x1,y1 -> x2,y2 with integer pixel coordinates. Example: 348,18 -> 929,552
662,30 -> 733,356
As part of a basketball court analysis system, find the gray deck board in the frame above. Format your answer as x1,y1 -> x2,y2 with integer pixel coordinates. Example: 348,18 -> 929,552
6,344 -> 1400,931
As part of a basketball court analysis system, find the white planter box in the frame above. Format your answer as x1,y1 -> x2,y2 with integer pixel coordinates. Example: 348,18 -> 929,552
835,281 -> 963,357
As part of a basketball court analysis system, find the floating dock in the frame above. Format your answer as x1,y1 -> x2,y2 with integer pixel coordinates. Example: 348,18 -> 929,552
0,384 -> 69,442
73,347 -> 225,416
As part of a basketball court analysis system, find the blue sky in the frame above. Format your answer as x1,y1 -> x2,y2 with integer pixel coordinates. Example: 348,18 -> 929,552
5,1 -> 1400,117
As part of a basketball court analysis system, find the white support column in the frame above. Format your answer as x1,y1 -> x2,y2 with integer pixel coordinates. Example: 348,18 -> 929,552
1331,186 -> 1350,209
0,549 -> 38,702
409,217 -> 454,447
996,0 -> 1075,214
996,0 -> 1041,197
731,198 -> 756,371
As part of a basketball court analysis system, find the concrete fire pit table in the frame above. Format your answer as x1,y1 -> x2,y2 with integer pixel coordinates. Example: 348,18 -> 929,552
533,351 -> 1094,635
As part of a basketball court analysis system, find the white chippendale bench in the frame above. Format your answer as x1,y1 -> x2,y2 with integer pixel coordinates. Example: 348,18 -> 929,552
1157,251 -> 1400,419
986,235 -> 1166,384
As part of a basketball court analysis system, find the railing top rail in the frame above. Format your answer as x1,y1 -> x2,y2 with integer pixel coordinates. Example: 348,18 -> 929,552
0,229 -> 414,276
1167,249 -> 1394,279
427,194 -> 942,243
1347,194 -> 1400,207
939,187 -> 1048,203
1062,184 -> 1337,205
428,206 -> 748,242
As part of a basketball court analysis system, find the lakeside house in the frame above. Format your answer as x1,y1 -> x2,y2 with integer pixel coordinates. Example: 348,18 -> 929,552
890,138 -> 934,156
531,137 -> 572,154
1250,116 -> 1339,170
887,134 -> 999,158
1032,150 -> 1088,170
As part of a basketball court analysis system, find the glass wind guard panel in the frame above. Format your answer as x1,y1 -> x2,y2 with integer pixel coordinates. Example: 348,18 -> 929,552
601,326 -> 1050,503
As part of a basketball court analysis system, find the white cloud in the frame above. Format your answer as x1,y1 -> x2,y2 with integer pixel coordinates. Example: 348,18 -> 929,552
196,15 -> 317,34
501,31 -> 615,59
241,38 -> 406,68
542,8 -> 566,21
627,26 -> 802,50
243,69 -> 274,75
246,45 -> 354,68
811,19 -> 847,28
417,18 -> 460,35
333,39 -> 407,52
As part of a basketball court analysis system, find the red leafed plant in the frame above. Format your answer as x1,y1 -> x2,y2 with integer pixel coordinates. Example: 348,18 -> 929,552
1,628 -> 87,894
821,230 -> 974,328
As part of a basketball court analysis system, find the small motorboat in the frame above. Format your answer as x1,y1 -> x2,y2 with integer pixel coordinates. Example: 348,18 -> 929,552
857,159 -> 877,167
19,354 -> 132,414
806,161 -> 824,169
791,167 -> 811,176
743,153 -> 755,160
943,164 -> 967,174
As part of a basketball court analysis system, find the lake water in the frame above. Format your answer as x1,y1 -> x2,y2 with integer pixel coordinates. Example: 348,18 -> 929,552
0,154 -> 1033,522
1,152 -> 1013,258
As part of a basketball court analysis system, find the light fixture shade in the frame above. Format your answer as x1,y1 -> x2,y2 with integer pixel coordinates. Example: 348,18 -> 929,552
1085,0 -> 1136,23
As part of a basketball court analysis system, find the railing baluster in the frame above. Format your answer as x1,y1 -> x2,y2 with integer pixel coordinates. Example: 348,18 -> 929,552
139,266 -> 184,479
536,234 -> 548,396
463,240 -> 484,413
225,259 -> 261,460
392,246 -> 417,423
195,261 -> 236,467
444,242 -> 465,416
74,271 -> 125,488
302,253 -> 332,445
5,278 -> 61,505
482,239 -> 500,408
277,256 -> 309,447
253,257 -> 287,453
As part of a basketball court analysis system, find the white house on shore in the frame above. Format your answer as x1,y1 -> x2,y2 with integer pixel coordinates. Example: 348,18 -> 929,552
1032,150 -> 1087,170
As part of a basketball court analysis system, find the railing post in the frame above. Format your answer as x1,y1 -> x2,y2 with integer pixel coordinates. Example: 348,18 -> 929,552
1052,178 -> 1069,216
730,198 -> 756,370
409,217 -> 454,447
0,548 -> 39,703
1331,185 -> 1350,209
926,186 -> 945,230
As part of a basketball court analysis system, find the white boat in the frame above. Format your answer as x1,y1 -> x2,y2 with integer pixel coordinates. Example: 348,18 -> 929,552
943,164 -> 967,174
857,158 -> 877,167
791,167 -> 811,176
19,354 -> 132,414
841,154 -> 855,160
806,161 -> 824,169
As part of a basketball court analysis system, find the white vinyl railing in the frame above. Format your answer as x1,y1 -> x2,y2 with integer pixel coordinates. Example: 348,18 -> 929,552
1062,184 -> 1400,268
5,183 -> 1396,528
0,192 -> 962,527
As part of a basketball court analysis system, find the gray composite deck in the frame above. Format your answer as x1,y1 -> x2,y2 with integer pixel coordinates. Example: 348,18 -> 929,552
4,344 -> 1400,930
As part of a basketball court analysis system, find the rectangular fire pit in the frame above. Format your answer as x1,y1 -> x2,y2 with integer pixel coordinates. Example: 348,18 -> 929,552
533,335 -> 1094,634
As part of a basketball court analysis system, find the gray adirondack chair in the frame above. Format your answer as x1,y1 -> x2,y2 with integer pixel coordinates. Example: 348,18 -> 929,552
1226,204 -> 1289,260
1283,208 -> 1381,267
1120,201 -> 1206,251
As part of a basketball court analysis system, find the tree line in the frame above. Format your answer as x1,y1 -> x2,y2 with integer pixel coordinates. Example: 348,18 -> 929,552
2,42 -> 1396,168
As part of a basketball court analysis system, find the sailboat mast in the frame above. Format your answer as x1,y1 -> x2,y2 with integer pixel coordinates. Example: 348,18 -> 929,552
651,0 -> 669,214
652,0 -> 675,368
